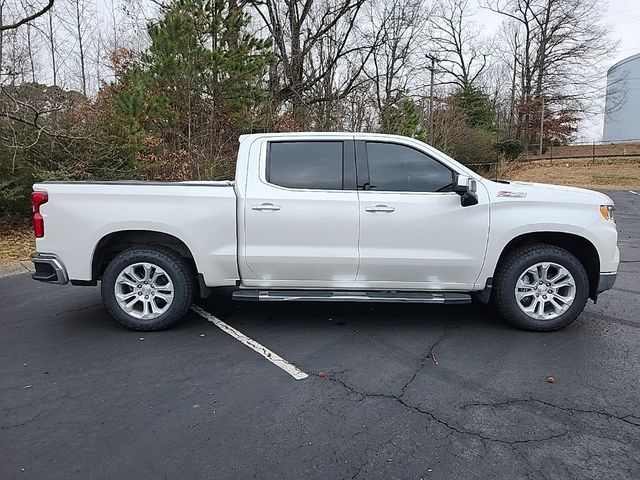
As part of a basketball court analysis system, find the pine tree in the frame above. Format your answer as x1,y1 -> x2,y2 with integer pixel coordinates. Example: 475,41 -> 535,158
451,85 -> 496,131
382,98 -> 427,142
115,0 -> 273,152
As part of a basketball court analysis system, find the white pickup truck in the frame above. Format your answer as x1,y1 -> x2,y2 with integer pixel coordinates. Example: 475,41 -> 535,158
30,132 -> 618,332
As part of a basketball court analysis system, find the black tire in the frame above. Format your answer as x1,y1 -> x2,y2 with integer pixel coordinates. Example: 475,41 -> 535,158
493,243 -> 590,331
101,246 -> 195,331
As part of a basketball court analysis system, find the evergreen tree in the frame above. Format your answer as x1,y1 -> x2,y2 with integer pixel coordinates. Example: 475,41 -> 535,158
381,98 -> 427,142
115,0 -> 272,152
451,85 -> 496,131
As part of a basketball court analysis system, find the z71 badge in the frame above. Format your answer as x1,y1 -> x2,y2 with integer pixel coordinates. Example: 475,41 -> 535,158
497,191 -> 527,198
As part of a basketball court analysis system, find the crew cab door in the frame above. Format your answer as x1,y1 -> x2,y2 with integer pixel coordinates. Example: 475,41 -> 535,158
239,139 -> 359,287
355,140 -> 490,290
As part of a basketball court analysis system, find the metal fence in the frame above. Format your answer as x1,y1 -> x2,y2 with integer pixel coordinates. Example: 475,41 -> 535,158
523,139 -> 640,163
464,139 -> 640,180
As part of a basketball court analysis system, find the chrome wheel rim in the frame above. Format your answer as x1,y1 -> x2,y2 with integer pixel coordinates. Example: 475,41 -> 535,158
515,262 -> 576,320
114,262 -> 174,320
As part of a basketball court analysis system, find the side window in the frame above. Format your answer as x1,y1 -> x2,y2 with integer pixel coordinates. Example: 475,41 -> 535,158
365,142 -> 454,192
267,141 -> 343,190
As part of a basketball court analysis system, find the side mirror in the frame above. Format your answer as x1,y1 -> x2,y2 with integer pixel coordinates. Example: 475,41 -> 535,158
454,174 -> 478,207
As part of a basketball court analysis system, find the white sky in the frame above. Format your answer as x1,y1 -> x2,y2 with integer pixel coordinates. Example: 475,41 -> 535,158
470,0 -> 640,141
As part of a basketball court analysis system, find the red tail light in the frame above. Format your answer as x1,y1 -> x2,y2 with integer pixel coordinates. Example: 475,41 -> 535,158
31,191 -> 48,238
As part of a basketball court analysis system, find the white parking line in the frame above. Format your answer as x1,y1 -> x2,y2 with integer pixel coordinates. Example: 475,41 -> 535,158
191,305 -> 309,380
630,190 -> 639,195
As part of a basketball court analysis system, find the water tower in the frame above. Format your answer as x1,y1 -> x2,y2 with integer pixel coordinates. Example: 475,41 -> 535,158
603,53 -> 640,142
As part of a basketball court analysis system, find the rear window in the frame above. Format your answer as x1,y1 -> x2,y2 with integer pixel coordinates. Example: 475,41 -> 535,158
267,141 -> 343,190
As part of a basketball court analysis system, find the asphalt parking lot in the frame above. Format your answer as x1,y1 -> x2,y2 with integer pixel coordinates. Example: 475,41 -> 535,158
1,190 -> 639,479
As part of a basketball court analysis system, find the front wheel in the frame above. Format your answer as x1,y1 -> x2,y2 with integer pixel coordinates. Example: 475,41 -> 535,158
493,244 -> 590,331
101,246 -> 195,331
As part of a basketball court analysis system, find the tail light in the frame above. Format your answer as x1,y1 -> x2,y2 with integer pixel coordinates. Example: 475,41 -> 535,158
31,191 -> 48,238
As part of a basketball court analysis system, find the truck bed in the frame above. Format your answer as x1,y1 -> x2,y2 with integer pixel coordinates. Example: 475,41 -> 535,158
33,181 -> 239,286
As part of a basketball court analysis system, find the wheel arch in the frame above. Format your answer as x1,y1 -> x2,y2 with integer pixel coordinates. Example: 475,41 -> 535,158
91,230 -> 198,282
495,232 -> 600,300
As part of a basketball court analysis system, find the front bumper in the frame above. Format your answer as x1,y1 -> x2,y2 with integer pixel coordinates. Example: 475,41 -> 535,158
31,253 -> 69,285
597,272 -> 617,293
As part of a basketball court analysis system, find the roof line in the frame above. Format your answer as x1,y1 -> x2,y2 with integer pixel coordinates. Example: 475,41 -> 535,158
608,53 -> 640,74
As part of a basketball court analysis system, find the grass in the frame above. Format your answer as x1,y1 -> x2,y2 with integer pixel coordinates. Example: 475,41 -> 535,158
0,220 -> 34,267
503,159 -> 640,190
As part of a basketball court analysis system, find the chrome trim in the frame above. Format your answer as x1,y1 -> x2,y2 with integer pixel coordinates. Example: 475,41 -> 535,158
364,205 -> 395,213
31,253 -> 69,285
249,291 -> 468,304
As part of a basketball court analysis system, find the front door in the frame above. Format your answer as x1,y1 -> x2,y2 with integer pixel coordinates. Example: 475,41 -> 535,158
356,140 -> 490,290
241,139 -> 360,287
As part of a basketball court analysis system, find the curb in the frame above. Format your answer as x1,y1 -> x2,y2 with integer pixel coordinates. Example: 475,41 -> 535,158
0,260 -> 34,279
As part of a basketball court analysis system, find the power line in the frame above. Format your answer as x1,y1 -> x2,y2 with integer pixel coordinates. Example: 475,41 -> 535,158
608,15 -> 640,26
606,6 -> 640,17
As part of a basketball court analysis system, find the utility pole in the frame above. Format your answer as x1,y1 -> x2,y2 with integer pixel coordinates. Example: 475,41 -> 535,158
427,55 -> 437,145
539,95 -> 544,156
508,37 -> 517,138
48,8 -> 57,86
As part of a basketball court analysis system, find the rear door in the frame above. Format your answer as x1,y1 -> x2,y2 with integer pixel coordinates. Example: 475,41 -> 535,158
241,139 -> 360,287
355,140 -> 490,290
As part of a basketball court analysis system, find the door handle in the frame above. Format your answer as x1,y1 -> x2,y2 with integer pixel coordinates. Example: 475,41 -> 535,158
365,205 -> 395,213
252,203 -> 281,211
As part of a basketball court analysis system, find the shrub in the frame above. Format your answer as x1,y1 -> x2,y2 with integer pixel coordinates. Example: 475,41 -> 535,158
496,139 -> 524,160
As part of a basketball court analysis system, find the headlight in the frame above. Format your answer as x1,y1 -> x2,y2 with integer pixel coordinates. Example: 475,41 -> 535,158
600,205 -> 615,222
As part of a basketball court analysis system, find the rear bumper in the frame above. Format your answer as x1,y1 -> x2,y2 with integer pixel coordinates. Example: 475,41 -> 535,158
597,272 -> 617,293
31,253 -> 68,285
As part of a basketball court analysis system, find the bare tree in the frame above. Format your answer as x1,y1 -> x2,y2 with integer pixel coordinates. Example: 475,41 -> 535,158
430,0 -> 490,89
255,0 -> 380,126
366,0 -> 429,129
483,0 -> 617,147
62,0 -> 92,95
0,2 -> 36,85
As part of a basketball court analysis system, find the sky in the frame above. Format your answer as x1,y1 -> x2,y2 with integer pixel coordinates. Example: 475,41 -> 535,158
471,0 -> 640,141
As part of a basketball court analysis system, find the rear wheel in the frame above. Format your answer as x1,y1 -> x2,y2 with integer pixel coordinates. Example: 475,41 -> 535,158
493,244 -> 589,331
101,246 -> 195,331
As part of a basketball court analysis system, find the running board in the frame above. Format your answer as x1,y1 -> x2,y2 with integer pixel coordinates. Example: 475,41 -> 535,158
232,290 -> 471,304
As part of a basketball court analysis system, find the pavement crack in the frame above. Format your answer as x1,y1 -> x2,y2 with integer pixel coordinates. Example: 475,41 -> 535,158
0,414 -> 39,431
54,304 -> 102,317
399,326 -> 449,397
327,375 -> 567,446
461,398 -> 640,427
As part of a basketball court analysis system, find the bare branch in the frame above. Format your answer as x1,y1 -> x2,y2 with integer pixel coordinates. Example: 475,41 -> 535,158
1,0 -> 55,31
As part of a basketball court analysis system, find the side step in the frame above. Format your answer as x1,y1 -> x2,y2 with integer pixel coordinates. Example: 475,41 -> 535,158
232,290 -> 471,304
